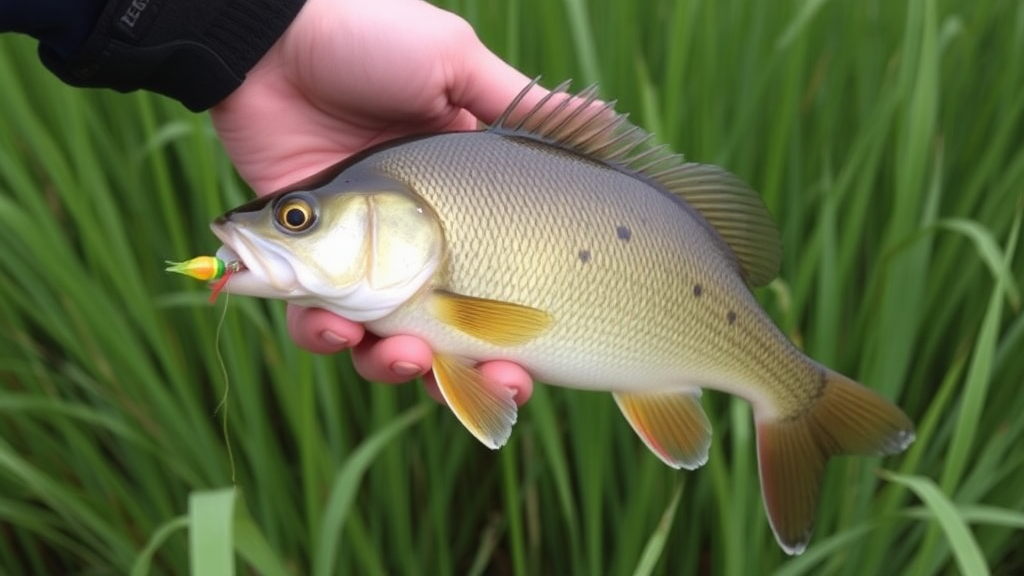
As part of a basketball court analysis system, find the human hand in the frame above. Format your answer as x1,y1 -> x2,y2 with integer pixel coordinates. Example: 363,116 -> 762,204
210,0 -> 543,403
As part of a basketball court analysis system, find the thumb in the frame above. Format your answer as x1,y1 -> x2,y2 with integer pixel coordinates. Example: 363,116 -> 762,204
449,48 -> 611,143
449,47 -> 551,125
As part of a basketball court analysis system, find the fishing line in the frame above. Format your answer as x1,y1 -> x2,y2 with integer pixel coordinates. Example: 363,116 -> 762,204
164,256 -> 239,482
212,278 -> 237,484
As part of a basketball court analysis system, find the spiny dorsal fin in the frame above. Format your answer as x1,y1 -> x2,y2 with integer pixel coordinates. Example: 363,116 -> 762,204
491,78 -> 782,287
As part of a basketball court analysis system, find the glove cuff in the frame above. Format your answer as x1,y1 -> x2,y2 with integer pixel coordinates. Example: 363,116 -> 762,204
39,0 -> 307,111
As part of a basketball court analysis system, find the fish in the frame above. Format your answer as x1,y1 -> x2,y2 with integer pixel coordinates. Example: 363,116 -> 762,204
208,79 -> 915,554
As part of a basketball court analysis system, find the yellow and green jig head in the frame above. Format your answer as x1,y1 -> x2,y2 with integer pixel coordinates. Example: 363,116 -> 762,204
165,256 -> 243,303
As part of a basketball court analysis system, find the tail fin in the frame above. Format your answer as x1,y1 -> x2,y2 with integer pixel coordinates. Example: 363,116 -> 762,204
756,369 -> 914,554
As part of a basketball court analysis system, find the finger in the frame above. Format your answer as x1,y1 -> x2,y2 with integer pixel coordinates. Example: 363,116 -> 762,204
351,334 -> 434,384
421,372 -> 446,405
450,46 -> 551,125
422,359 -> 533,408
451,47 -> 612,143
286,305 -> 364,354
478,360 -> 534,405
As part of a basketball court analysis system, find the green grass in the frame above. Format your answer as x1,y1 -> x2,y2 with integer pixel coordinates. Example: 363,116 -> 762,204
2,0 -> 1023,574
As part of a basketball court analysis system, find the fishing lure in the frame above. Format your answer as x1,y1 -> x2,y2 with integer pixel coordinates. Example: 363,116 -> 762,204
165,255 -> 242,479
165,256 -> 243,303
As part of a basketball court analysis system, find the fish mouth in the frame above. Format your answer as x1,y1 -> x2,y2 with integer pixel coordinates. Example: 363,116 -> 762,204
210,222 -> 299,296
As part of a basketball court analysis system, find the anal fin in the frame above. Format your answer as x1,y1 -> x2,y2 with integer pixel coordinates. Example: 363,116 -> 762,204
613,390 -> 712,470
433,354 -> 518,449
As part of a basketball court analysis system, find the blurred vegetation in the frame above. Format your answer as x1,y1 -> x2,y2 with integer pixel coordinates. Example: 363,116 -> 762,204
2,0 -> 1023,574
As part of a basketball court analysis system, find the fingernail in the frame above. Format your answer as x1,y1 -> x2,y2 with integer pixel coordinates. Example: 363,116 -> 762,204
391,361 -> 424,377
321,331 -> 348,347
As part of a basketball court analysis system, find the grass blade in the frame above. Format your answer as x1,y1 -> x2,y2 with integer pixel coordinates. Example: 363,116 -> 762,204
189,489 -> 236,576
233,494 -> 295,576
630,482 -> 683,576
880,471 -> 989,576
131,516 -> 188,576
933,218 -> 1020,310
314,404 -> 429,576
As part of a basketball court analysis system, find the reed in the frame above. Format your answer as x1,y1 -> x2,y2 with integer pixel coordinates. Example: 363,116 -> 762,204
1,0 -> 1022,574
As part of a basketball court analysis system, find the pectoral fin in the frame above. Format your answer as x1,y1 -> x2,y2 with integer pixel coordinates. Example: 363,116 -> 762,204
431,290 -> 553,346
613,389 -> 712,470
433,354 -> 518,449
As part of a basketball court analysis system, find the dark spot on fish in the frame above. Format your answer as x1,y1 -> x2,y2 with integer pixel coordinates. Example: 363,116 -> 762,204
727,310 -> 737,325
578,249 -> 591,263
693,284 -> 703,298
616,225 -> 631,241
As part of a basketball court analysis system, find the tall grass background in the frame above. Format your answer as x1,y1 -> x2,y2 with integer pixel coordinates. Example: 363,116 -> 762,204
1,0 -> 1022,574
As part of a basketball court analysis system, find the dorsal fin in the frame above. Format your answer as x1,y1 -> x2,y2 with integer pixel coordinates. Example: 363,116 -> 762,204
490,78 -> 782,287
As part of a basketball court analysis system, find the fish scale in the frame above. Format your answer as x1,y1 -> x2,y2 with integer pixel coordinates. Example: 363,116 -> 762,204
207,79 -> 914,554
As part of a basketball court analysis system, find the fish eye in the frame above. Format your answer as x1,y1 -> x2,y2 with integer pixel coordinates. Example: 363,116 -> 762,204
274,195 -> 317,233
